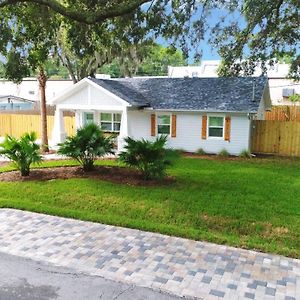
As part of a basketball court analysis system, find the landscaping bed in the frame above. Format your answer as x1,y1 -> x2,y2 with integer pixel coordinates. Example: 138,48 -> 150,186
0,165 -> 174,186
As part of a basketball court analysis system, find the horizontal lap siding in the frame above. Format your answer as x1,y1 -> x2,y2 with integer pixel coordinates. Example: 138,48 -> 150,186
127,111 -> 250,155
201,115 -> 250,155
127,111 -> 150,139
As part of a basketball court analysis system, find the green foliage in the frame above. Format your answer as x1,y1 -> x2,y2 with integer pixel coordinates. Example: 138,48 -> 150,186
0,132 -> 42,176
138,45 -> 186,76
213,0 -> 300,79
289,94 -> 300,103
239,150 -> 252,159
0,4 -> 59,82
119,136 -> 178,180
100,44 -> 186,78
218,149 -> 230,157
44,59 -> 70,80
2,0 -> 299,79
196,148 -> 206,155
58,123 -> 114,171
0,62 -> 6,78
0,0 -> 207,74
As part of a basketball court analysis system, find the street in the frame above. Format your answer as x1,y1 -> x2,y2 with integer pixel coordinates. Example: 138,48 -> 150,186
0,252 -> 180,300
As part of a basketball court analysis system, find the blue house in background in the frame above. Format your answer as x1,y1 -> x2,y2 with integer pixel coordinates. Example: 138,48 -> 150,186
0,95 -> 35,111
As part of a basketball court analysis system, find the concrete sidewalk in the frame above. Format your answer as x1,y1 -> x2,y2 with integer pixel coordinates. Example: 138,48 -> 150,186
0,209 -> 299,300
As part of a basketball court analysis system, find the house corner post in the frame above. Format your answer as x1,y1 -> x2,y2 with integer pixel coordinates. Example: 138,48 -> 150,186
117,107 -> 129,153
52,108 -> 66,147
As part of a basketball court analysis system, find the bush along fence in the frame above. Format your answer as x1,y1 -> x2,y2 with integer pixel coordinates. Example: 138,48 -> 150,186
0,114 -> 75,138
251,120 -> 300,157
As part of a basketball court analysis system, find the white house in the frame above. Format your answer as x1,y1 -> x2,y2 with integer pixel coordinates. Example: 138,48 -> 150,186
0,74 -> 111,104
51,77 -> 271,155
168,61 -> 300,106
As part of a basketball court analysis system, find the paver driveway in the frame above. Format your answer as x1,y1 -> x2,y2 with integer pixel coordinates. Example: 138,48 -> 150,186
0,209 -> 299,300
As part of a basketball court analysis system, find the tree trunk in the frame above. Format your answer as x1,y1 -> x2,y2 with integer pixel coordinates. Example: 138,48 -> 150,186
38,67 -> 49,153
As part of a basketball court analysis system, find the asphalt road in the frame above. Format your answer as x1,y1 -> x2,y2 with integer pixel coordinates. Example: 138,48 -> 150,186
0,252 -> 181,300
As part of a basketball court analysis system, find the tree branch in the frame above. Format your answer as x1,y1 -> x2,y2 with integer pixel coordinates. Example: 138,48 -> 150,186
0,0 -> 152,24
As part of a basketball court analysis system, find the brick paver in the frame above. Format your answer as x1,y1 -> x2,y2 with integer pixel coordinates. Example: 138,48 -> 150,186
0,209 -> 299,300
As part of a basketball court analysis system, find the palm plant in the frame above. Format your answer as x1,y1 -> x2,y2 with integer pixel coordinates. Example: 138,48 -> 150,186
0,132 -> 42,176
58,123 -> 114,171
119,135 -> 178,180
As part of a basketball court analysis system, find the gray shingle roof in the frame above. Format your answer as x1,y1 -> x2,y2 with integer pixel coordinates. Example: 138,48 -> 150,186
90,77 -> 268,112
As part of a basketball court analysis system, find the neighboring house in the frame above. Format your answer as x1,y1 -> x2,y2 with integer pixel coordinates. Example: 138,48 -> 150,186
0,78 -> 74,103
0,75 -> 111,103
50,77 -> 271,155
168,61 -> 300,106
0,95 -> 35,111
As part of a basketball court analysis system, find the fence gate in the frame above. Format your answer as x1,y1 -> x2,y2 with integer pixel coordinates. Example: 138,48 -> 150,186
251,120 -> 300,156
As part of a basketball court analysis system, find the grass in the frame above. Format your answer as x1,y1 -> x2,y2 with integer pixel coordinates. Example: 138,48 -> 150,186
0,156 -> 300,258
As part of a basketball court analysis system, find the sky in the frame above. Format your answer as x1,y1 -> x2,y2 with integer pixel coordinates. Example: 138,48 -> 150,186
165,6 -> 246,64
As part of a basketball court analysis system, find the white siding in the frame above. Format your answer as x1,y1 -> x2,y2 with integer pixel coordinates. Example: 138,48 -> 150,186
127,110 -> 251,155
89,85 -> 122,106
58,85 -> 124,106
60,86 -> 89,105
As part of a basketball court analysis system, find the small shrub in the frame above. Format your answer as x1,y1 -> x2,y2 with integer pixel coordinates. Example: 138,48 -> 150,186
119,135 -> 178,180
58,123 -> 114,171
218,148 -> 230,157
176,148 -> 186,154
0,132 -> 42,176
239,149 -> 252,158
196,148 -> 206,155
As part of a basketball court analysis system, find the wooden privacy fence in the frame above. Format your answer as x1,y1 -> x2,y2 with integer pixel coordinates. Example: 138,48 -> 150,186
252,120 -> 300,156
265,106 -> 300,122
0,114 -> 75,138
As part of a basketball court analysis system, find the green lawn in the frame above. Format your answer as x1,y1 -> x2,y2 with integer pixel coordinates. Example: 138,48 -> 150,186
0,156 -> 300,258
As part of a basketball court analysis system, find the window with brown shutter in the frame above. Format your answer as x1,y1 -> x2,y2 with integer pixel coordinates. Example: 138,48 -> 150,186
171,114 -> 177,137
202,115 -> 207,139
224,116 -> 231,141
151,114 -> 156,136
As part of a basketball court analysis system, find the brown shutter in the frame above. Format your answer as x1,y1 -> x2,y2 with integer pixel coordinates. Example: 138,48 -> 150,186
171,114 -> 177,137
151,114 -> 156,136
201,115 -> 207,139
224,116 -> 231,141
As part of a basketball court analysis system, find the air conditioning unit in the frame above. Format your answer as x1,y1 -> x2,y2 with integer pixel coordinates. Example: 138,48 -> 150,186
282,88 -> 295,97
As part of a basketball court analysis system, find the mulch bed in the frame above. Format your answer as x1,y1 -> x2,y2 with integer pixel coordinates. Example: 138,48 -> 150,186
0,165 -> 174,186
181,152 -> 242,161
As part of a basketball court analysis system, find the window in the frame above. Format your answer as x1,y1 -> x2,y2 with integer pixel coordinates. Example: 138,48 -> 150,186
208,116 -> 224,138
83,112 -> 94,124
100,113 -> 121,132
157,115 -> 171,135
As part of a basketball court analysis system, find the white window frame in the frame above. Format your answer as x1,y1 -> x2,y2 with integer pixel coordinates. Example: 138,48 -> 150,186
156,114 -> 171,136
83,111 -> 95,125
100,112 -> 122,133
207,116 -> 225,139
